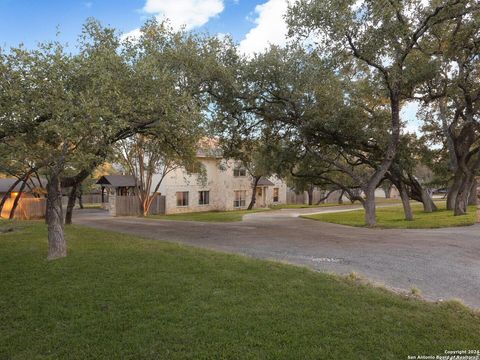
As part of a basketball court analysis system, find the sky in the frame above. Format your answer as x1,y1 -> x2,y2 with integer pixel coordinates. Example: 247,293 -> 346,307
0,0 -> 288,54
0,0 -> 420,131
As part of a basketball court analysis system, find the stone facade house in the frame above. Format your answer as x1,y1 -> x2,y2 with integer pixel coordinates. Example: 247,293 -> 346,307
152,150 -> 287,215
97,138 -> 288,216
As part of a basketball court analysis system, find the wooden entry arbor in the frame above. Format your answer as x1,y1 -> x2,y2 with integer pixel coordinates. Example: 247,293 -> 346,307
96,175 -> 137,203
95,175 -> 165,216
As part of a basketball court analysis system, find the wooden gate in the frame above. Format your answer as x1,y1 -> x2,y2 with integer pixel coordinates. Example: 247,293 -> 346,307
111,195 -> 165,216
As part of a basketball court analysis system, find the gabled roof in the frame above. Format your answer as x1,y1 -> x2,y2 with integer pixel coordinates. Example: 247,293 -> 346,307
257,177 -> 275,186
96,175 -> 137,187
0,178 -> 47,193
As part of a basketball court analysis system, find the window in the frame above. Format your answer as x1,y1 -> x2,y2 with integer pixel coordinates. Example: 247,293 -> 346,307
233,190 -> 246,208
198,191 -> 210,205
233,165 -> 246,177
186,162 -> 202,174
273,188 -> 279,202
176,191 -> 189,207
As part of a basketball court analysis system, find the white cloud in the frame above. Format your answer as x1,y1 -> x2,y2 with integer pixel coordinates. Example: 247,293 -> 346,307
120,28 -> 142,41
143,0 -> 224,30
239,0 -> 290,55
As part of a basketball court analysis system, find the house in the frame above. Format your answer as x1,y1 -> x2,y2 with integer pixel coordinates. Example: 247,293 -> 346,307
153,161 -> 286,215
149,138 -> 287,214
98,143 -> 288,216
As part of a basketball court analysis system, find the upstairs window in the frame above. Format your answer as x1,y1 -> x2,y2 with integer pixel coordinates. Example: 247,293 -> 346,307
233,165 -> 246,177
176,191 -> 189,207
186,162 -> 202,174
198,191 -> 210,205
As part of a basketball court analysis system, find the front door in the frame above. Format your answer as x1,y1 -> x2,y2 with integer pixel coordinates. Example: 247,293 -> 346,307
256,187 -> 265,207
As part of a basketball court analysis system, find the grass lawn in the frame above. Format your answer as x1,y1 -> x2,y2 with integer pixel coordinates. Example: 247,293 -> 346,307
302,202 -> 477,229
270,198 -> 403,210
79,203 -> 103,209
269,203 -> 341,210
148,208 -> 269,222
1,221 -> 479,359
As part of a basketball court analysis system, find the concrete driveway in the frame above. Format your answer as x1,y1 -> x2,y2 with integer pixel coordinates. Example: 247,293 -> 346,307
74,206 -> 480,309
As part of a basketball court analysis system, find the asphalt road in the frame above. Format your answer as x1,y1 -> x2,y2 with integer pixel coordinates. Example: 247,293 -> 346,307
75,206 -> 480,309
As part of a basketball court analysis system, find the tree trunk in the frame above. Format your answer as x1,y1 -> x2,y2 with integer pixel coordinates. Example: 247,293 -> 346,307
46,173 -> 66,260
78,193 -> 84,209
361,95 -> 401,227
338,190 -> 344,204
139,196 -> 147,217
307,186 -> 314,206
468,178 -> 477,206
247,176 -> 261,210
397,181 -> 413,221
384,188 -> 391,198
454,191 -> 468,216
408,175 -> 437,212
141,193 -> 154,217
316,189 -> 335,205
424,195 -> 437,212
439,99 -> 458,172
453,152 -> 480,216
447,171 -> 463,210
383,183 -> 392,199
454,176 -> 473,216
363,187 -> 376,227
9,177 -> 29,219
65,184 -> 78,225
420,188 -> 436,213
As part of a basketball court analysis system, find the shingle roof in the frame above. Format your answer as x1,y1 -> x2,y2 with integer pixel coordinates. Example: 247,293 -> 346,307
257,177 -> 275,186
0,178 -> 47,193
96,175 -> 137,187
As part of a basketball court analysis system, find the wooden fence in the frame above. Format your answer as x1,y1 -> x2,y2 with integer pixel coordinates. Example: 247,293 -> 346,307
0,198 -> 46,220
81,194 -> 103,204
61,194 -> 104,207
286,191 -> 306,205
112,195 -> 165,216
286,189 -> 343,205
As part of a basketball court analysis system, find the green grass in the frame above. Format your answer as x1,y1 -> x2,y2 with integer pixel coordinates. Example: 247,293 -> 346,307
79,203 -> 103,209
269,203 -> 342,210
1,221 -> 479,359
148,208 -> 269,222
270,198 -> 403,210
302,202 -> 477,229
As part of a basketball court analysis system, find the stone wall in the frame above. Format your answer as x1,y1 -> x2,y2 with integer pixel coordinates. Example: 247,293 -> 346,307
153,158 -> 287,214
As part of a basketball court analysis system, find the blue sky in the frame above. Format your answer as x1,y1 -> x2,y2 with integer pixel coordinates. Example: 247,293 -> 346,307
0,0 -> 267,50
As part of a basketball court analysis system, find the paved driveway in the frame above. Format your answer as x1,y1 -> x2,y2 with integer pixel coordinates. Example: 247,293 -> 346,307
75,207 -> 480,309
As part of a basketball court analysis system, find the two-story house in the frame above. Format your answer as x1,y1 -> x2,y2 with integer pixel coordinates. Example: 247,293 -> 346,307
152,142 -> 287,215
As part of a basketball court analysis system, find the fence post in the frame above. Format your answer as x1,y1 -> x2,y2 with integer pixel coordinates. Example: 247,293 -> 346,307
109,193 -> 116,216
